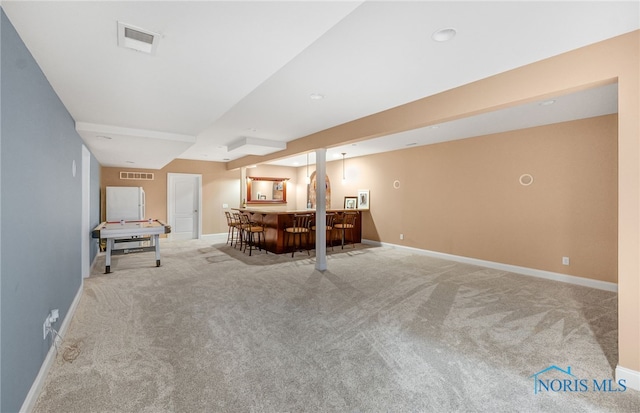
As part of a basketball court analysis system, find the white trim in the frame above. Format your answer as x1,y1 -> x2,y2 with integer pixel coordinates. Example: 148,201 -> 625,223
76,122 -> 195,144
362,239 -> 617,292
616,365 -> 640,391
81,145 -> 91,279
315,148 -> 328,271
20,282 -> 84,413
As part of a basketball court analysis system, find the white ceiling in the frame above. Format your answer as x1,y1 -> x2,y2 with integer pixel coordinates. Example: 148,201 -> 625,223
3,1 -> 638,170
271,83 -> 619,166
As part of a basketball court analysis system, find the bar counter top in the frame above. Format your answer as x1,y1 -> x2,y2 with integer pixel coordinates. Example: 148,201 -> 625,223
230,208 -> 361,254
233,208 -> 360,214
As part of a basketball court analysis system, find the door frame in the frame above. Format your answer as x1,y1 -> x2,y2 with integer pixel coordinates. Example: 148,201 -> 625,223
167,173 -> 202,240
81,145 -> 91,278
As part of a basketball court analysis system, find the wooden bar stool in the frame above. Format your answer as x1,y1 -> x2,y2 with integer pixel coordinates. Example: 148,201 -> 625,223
284,214 -> 313,257
224,211 -> 241,247
239,213 -> 266,256
334,211 -> 358,249
232,212 -> 245,249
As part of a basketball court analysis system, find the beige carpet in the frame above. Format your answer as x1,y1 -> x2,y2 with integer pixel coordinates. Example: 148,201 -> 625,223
33,239 -> 639,412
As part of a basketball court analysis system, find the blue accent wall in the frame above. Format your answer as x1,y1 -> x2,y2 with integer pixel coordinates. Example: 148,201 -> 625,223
1,9 -> 100,412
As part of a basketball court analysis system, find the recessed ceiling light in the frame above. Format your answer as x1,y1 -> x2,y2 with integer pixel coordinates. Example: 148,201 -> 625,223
406,143 -> 417,146
223,158 -> 230,161
125,161 -> 135,164
97,135 -> 112,140
310,93 -> 325,100
540,100 -> 556,106
432,28 -> 457,42
431,125 -> 440,129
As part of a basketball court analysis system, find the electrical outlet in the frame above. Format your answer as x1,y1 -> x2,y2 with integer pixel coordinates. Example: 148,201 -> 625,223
42,309 -> 59,339
562,256 -> 570,266
43,315 -> 51,340
51,309 -> 59,323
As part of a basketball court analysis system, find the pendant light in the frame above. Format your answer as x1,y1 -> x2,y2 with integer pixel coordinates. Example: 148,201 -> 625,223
341,152 -> 346,183
305,153 -> 311,185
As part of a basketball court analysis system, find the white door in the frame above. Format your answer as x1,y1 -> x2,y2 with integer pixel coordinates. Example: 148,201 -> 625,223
168,173 -> 201,240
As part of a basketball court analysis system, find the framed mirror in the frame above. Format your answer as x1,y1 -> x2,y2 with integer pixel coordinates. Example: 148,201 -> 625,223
247,177 -> 288,204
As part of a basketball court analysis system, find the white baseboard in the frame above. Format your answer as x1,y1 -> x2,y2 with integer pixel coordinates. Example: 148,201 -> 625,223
362,239 -> 617,292
616,365 -> 640,391
20,282 -> 84,413
201,232 -> 228,244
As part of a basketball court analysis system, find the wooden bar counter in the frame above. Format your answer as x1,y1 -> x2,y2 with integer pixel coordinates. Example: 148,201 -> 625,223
233,208 -> 362,254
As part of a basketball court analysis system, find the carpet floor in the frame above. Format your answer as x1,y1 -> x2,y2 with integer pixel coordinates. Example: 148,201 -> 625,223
33,239 -> 639,412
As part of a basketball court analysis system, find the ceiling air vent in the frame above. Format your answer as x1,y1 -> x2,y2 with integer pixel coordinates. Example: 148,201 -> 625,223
117,22 -> 160,55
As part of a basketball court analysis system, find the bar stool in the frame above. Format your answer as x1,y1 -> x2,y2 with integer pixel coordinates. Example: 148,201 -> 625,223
224,211 -> 241,246
284,214 -> 313,257
239,213 -> 266,256
334,211 -> 358,249
311,212 -> 336,251
232,212 -> 245,249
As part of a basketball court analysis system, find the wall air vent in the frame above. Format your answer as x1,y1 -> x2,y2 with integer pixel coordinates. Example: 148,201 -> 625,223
117,22 -> 160,55
120,171 -> 154,181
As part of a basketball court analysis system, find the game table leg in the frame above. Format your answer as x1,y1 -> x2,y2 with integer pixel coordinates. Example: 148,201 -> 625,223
154,234 -> 161,267
105,238 -> 113,273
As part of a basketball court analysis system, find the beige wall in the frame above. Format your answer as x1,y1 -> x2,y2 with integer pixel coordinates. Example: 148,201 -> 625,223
102,161 -> 300,233
102,159 -> 241,234
372,116 -> 617,281
296,116 -> 617,283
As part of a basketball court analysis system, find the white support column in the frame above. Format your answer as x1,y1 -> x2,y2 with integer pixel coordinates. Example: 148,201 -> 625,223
315,148 -> 327,271
240,167 -> 247,207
